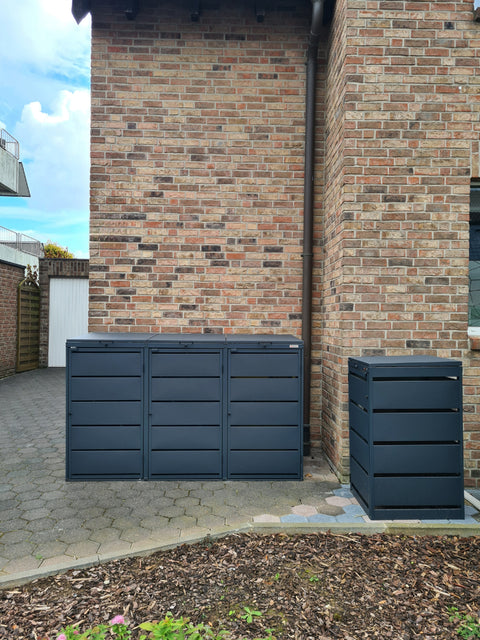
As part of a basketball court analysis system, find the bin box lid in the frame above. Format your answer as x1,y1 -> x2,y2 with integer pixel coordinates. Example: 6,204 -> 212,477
349,355 -> 461,367
67,333 -> 154,346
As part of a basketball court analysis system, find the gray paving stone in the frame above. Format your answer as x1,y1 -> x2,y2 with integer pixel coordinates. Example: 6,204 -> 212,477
140,516 -> 170,530
0,530 -> 32,544
40,554 -> 80,568
87,516 -> 114,530
65,541 -> 100,558
34,541 -> 68,559
0,518 -> 31,533
175,496 -> 200,507
28,529 -> 64,545
56,528 -> 92,544
166,488 -> 190,499
97,540 -> 132,557
1,541 -> 36,560
0,368 -> 478,583
25,517 -> 56,532
3,556 -> 42,573
20,507 -> 52,521
168,515 -> 198,530
160,505 -> 185,518
88,528 -> 122,544
120,527 -> 151,543
0,499 -> 19,510
183,505 -> 212,518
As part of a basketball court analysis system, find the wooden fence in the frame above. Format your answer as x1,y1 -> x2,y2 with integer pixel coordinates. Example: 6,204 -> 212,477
17,279 -> 40,372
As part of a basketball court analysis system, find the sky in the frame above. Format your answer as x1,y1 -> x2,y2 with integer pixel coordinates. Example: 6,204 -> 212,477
0,0 -> 91,258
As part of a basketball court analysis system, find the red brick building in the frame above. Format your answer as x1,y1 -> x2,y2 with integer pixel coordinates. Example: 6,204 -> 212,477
73,0 -> 480,486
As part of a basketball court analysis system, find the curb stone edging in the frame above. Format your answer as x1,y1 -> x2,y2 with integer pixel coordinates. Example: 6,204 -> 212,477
1,521 -> 479,589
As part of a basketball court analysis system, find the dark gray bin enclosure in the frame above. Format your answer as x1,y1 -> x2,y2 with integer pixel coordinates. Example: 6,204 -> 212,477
66,333 -> 303,480
147,334 -> 226,480
349,356 -> 464,520
226,335 -> 303,479
66,333 -> 151,480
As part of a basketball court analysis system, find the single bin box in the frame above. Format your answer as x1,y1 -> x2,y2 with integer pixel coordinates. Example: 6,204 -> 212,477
66,333 -> 150,480
349,356 -> 464,520
226,335 -> 303,479
147,334 -> 226,480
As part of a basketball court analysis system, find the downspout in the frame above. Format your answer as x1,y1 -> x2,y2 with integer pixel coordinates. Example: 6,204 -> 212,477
303,0 -> 324,456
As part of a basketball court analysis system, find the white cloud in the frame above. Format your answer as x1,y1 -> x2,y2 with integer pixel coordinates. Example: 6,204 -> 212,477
1,0 -> 91,81
14,89 -> 90,213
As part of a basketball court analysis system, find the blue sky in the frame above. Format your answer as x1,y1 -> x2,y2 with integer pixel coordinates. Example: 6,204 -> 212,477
0,1 -> 91,258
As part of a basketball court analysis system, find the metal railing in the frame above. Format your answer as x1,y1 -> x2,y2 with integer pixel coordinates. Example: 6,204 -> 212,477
0,225 -> 44,258
0,129 -> 19,159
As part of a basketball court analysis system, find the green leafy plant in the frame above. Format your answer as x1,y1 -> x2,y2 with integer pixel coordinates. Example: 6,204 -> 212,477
240,607 -> 263,624
449,607 -> 480,638
139,613 -> 228,639
55,613 -> 276,640
308,575 -> 319,583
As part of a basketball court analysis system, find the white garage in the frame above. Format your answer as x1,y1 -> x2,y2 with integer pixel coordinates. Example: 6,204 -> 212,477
48,277 -> 88,367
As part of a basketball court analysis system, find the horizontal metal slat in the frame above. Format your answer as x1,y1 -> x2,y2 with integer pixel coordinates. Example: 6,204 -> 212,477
230,378 -> 298,402
149,450 -> 221,476
228,450 -> 301,476
70,401 -> 142,426
150,352 -> 221,377
151,377 -> 221,401
230,353 -> 299,377
150,426 -> 221,450
71,377 -> 142,401
229,426 -> 300,450
70,451 -> 142,476
151,401 -> 221,425
70,351 -> 142,376
70,425 -> 142,450
372,379 -> 460,410
372,412 -> 461,443
374,476 -> 463,508
374,443 -> 462,475
229,402 -> 299,426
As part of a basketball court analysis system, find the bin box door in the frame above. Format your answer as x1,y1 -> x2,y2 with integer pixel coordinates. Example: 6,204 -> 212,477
227,348 -> 303,479
67,347 -> 145,479
148,349 -> 223,479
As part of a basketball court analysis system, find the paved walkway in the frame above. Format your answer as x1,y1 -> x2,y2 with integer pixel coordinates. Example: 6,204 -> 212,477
0,368 -> 479,588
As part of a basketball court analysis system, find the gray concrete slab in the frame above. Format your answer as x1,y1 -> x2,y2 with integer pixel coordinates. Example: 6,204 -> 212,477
0,367 -> 479,588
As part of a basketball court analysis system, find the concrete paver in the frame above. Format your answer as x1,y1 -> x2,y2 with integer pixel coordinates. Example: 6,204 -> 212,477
0,367 -> 479,588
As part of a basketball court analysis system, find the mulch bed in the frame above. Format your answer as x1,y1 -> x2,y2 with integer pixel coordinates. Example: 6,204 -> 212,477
1,532 -> 479,639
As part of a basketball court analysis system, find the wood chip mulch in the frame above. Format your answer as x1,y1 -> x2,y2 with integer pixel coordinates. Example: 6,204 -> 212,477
1,532 -> 479,639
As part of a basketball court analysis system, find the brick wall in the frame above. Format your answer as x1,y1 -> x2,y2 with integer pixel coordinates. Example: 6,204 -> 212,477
39,258 -> 90,367
0,260 -> 25,378
89,0 -> 329,341
89,0 -> 480,486
320,0 -> 479,484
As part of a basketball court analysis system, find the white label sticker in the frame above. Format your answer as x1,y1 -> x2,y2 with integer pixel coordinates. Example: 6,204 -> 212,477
289,344 -> 299,348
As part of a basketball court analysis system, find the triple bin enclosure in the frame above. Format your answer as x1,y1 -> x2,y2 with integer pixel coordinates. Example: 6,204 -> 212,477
349,356 -> 464,520
66,334 -> 303,481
